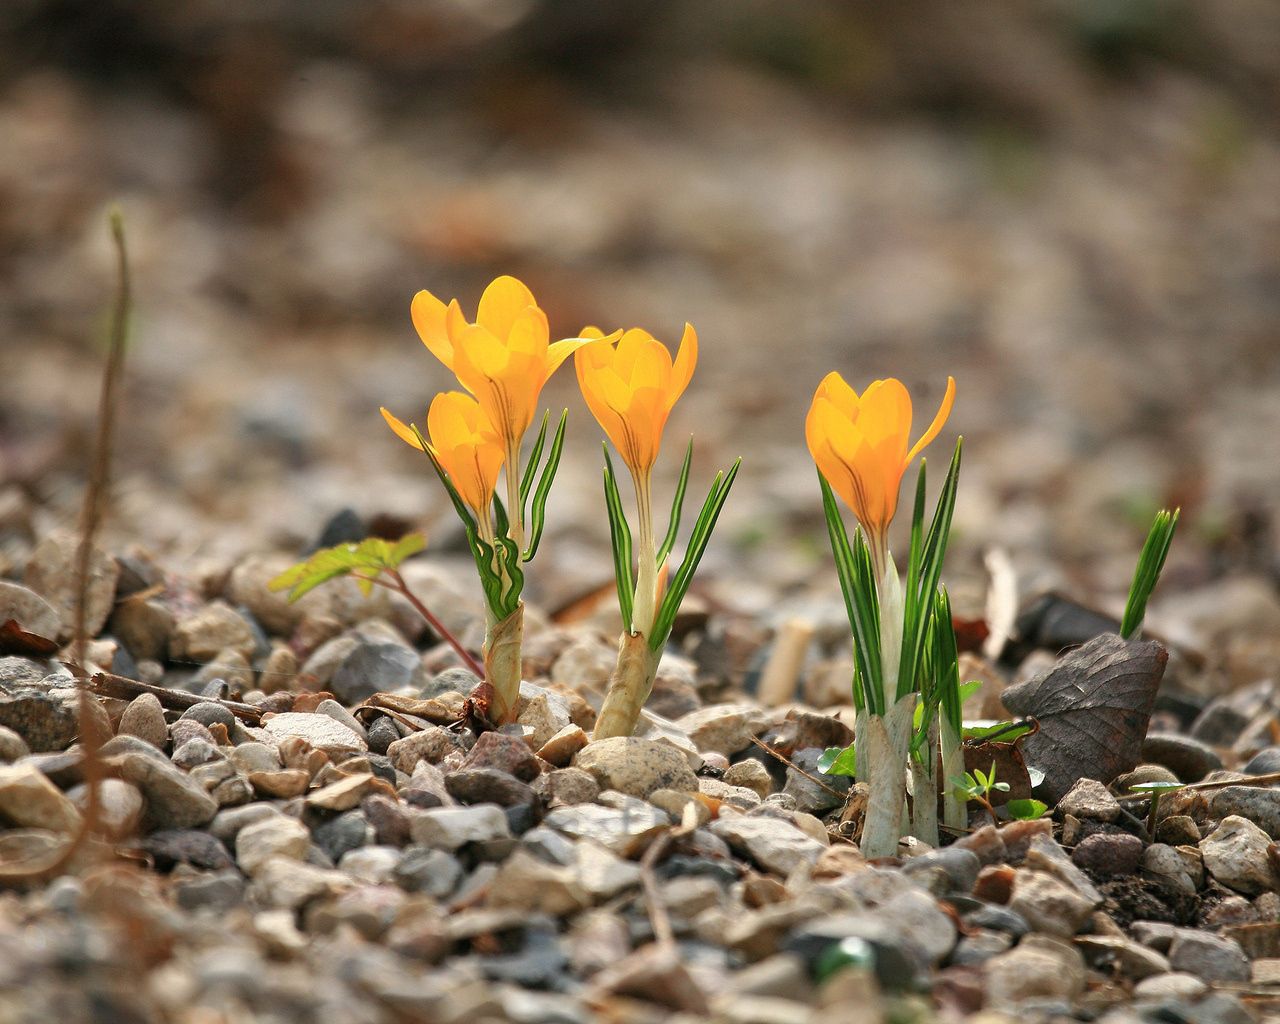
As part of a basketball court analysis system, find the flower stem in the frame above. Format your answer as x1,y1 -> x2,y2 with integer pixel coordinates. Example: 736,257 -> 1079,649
631,470 -> 657,636
482,603 -> 524,726
593,630 -> 660,740
505,435 -> 524,552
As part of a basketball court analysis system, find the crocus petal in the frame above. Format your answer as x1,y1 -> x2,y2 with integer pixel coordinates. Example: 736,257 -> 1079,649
671,323 -> 698,400
547,334 -> 609,376
576,323 -> 694,479
815,371 -> 860,419
858,378 -> 912,464
426,392 -> 505,514
806,397 -> 858,513
476,275 -> 537,340
381,407 -> 426,450
505,302 -> 550,361
905,376 -> 956,465
453,324 -> 510,379
411,290 -> 454,370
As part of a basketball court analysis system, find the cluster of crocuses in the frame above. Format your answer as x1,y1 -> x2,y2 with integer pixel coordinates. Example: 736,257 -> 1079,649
383,276 -> 962,850
381,276 -> 737,739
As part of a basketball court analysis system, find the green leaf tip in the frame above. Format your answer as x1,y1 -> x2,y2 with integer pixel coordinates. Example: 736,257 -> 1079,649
1121,507 -> 1180,640
267,533 -> 426,603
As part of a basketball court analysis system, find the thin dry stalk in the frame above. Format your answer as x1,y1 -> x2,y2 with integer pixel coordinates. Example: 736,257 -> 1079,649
749,735 -> 846,800
89,672 -> 263,723
756,618 -> 814,708
0,209 -> 130,884
638,805 -> 700,947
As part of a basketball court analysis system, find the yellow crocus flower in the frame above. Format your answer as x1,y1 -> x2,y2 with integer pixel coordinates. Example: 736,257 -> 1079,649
574,324 -> 698,479
576,322 -> 697,639
411,275 -> 595,446
806,373 -> 956,564
380,392 -> 505,524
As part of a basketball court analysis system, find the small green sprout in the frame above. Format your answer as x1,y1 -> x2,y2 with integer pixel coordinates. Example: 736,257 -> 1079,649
817,743 -> 858,777
951,761 -> 1010,822
269,534 -> 484,678
1128,780 -> 1184,836
1121,508 -> 1179,640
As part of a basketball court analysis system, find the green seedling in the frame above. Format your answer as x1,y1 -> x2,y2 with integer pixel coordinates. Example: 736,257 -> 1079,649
1121,508 -> 1179,640
951,762 -> 1010,822
1128,780 -> 1184,836
269,534 -> 484,679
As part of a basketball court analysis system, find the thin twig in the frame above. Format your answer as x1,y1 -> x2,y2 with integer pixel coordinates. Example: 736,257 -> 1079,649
639,810 -> 699,947
750,734 -> 846,799
90,672 -> 264,723
1117,769 -> 1280,809
0,210 -> 129,885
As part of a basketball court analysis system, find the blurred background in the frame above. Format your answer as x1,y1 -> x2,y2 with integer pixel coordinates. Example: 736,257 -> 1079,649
2,0 -> 1278,663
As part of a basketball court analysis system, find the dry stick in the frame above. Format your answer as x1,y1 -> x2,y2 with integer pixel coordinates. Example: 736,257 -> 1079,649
638,809 -> 700,947
0,210 -> 129,884
352,570 -> 485,678
1116,770 -> 1280,812
89,672 -> 264,723
750,734 -> 846,799
756,617 -> 814,708
1183,770 -> 1280,793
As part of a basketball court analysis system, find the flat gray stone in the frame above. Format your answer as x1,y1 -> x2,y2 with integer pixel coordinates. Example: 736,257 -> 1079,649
710,814 -> 826,876
409,804 -> 511,851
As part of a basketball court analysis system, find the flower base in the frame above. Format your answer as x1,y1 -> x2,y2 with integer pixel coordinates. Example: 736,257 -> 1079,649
592,631 -> 660,740
482,603 -> 524,726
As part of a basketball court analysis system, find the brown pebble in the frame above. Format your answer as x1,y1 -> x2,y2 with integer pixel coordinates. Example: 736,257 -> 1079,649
812,844 -> 867,881
973,864 -> 1015,904
535,725 -> 588,767
742,874 -> 789,908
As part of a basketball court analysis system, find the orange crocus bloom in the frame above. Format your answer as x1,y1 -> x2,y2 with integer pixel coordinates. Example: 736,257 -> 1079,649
381,392 -> 505,520
806,373 -> 956,547
574,324 -> 698,478
411,275 -> 598,447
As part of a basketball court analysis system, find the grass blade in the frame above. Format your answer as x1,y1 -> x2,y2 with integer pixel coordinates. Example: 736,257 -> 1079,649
491,489 -> 510,539
520,411 -> 550,508
897,438 -> 962,701
522,410 -> 567,562
899,461 -> 929,691
649,458 -> 741,650
656,437 -> 693,567
820,474 -> 882,713
849,525 -> 884,712
933,586 -> 962,736
602,446 -> 635,631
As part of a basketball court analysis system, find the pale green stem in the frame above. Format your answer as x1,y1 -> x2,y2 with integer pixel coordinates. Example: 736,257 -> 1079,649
593,470 -> 660,740
941,717 -> 967,830
910,714 -> 940,846
861,693 -> 915,858
859,546 -> 912,857
878,555 -> 904,709
504,435 -> 524,552
630,470 -> 657,637
593,631 -> 660,740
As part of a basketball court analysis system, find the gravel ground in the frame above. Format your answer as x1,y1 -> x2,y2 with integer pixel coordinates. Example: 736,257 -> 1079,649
2,4 -> 1280,1021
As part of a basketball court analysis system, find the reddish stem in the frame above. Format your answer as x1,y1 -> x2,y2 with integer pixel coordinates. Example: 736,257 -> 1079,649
384,570 -> 485,678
